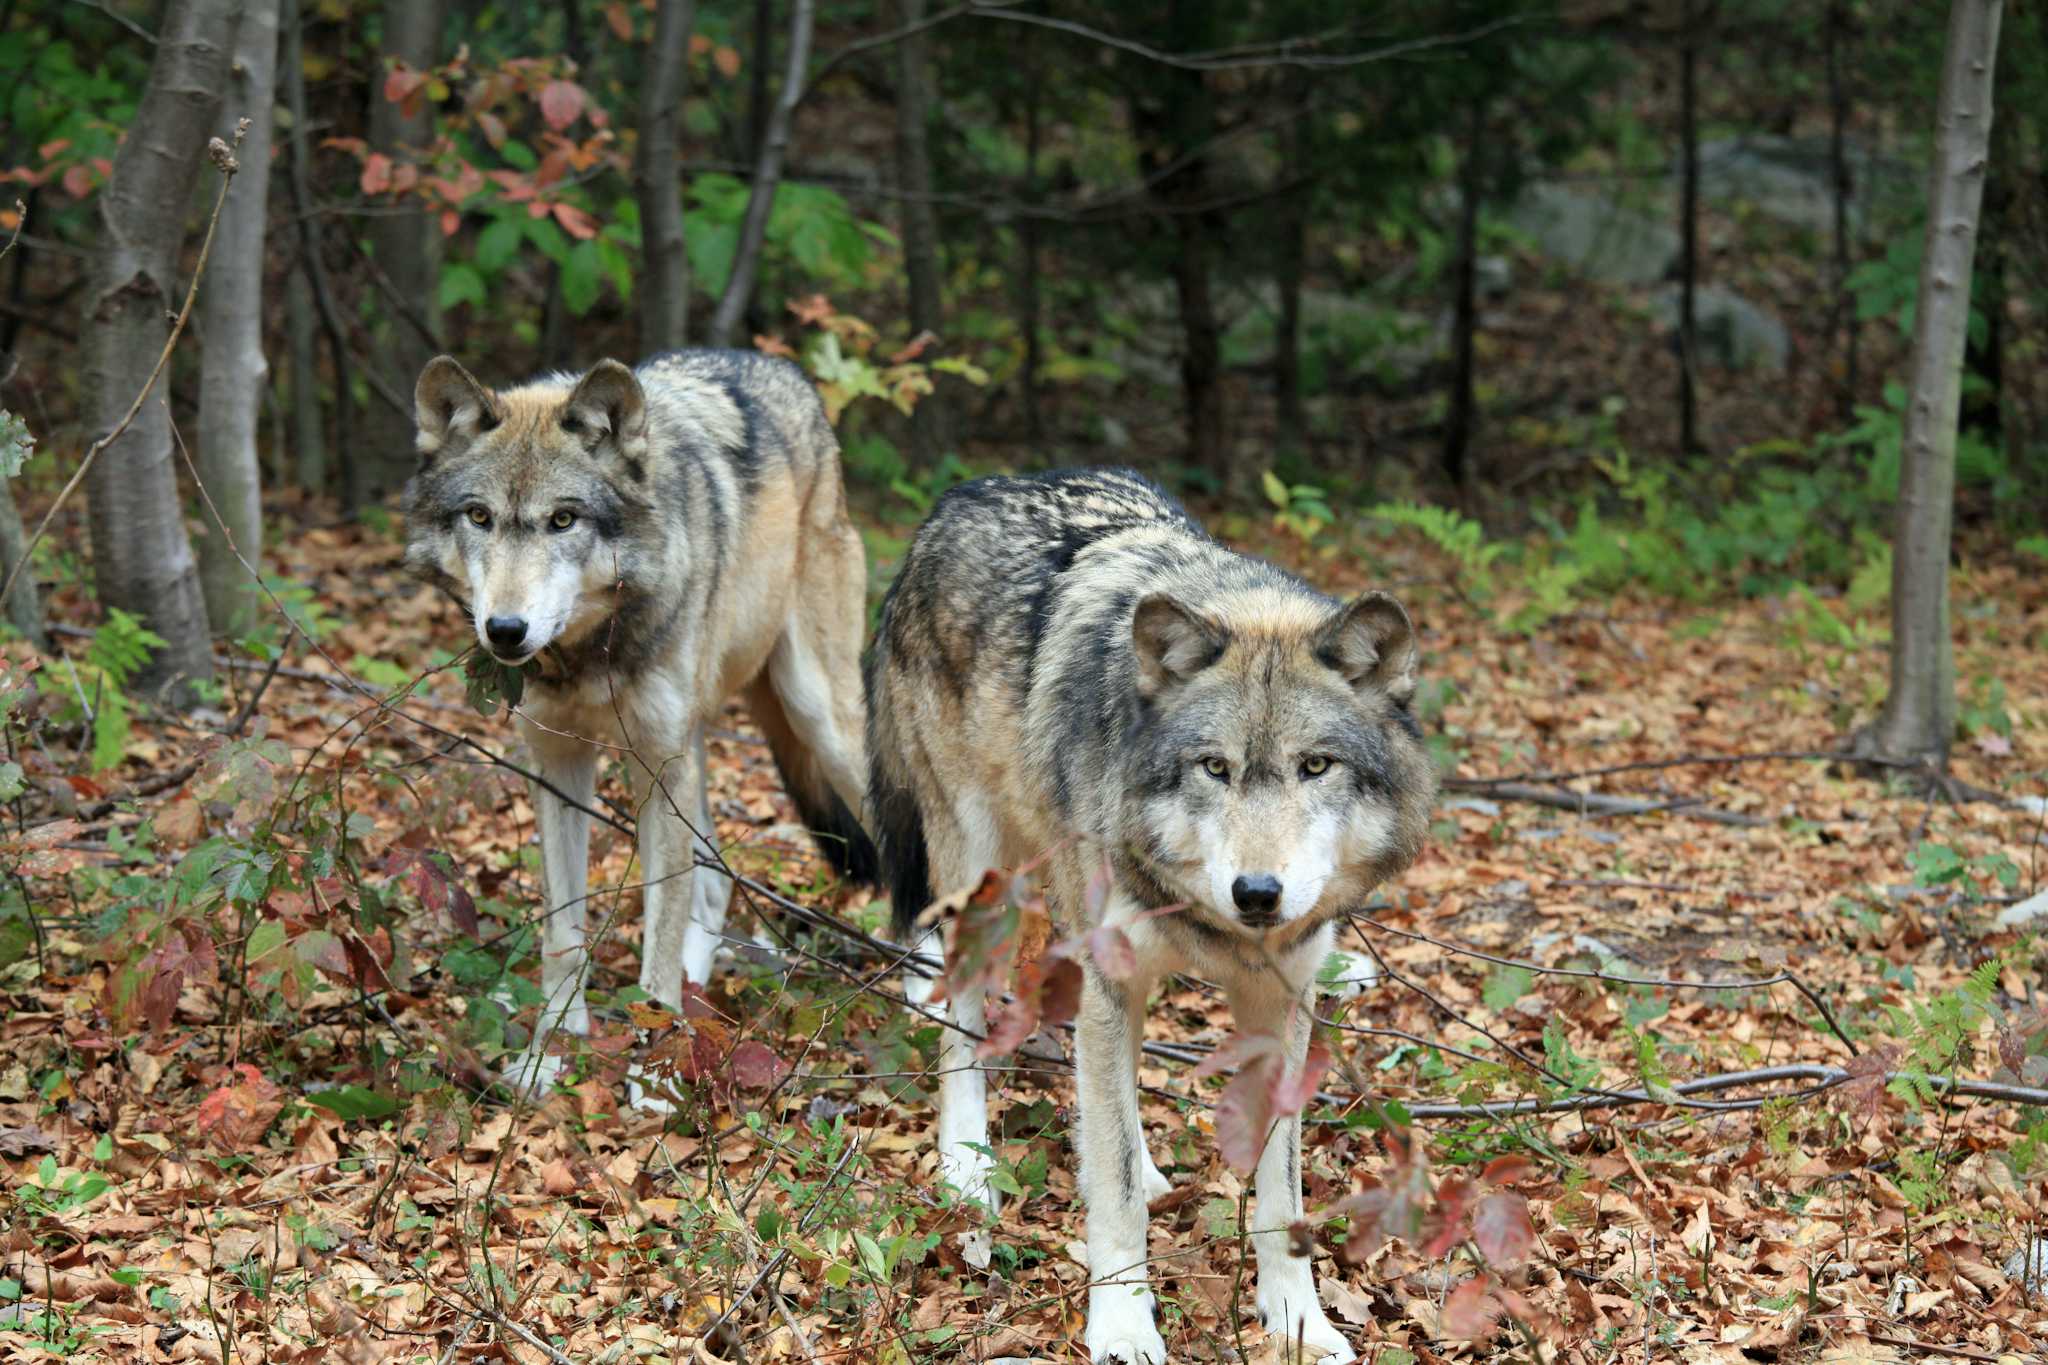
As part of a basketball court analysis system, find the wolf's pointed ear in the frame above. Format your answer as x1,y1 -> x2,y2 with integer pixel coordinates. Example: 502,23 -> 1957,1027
562,360 -> 650,472
1320,591 -> 1418,704
414,356 -> 501,462
1132,594 -> 1226,700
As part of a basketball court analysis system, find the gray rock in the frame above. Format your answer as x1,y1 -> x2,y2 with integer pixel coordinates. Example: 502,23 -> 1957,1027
2004,1237 -> 2048,1292
1476,254 -> 1513,297
1998,888 -> 2048,929
1653,284 -> 1790,373
1505,182 -> 1679,286
1693,135 -> 1921,238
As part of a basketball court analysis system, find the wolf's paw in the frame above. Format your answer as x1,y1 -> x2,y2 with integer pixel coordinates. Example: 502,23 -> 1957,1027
1258,1283 -> 1354,1364
1086,1293 -> 1167,1364
500,1048 -> 568,1099
1318,949 -> 1382,1004
939,1142 -> 1003,1217
1140,1149 -> 1173,1202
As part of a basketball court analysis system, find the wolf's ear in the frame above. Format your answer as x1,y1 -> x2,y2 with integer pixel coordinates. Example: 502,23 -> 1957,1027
1320,591 -> 1418,704
414,356 -> 501,461
1132,594 -> 1226,700
562,360 -> 650,471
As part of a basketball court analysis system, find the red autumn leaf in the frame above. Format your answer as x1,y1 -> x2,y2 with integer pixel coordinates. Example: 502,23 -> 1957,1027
754,333 -> 796,358
786,293 -> 835,326
978,999 -> 1040,1060
539,80 -> 585,132
1480,1154 -> 1536,1187
133,925 -> 219,1033
1086,925 -> 1137,980
359,152 -> 393,195
1442,1277 -> 1502,1340
1213,1053 -> 1281,1173
713,45 -> 741,78
37,137 -> 70,161
890,330 -> 939,364
605,2 -> 634,40
1268,1041 -> 1332,1117
1035,955 -> 1083,1029
385,847 -> 479,936
729,1041 -> 788,1089
441,209 -> 461,237
551,200 -> 598,239
195,1064 -> 283,1151
477,111 -> 508,148
1472,1191 -> 1536,1269
61,164 -> 94,199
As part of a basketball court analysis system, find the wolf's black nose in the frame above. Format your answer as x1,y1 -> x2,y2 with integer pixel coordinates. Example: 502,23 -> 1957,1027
1231,873 -> 1282,919
485,615 -> 528,652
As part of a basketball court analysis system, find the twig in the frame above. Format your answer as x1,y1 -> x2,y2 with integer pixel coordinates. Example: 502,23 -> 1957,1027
1859,1330 -> 2001,1361
1448,779 -> 1771,828
1453,749 -> 1845,788
1397,1063 -> 2048,1119
0,139 -> 238,611
1351,913 -> 1861,1057
226,642 -> 290,737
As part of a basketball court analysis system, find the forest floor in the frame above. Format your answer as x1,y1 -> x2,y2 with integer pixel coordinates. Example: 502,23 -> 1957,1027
1,500 -> 2045,1365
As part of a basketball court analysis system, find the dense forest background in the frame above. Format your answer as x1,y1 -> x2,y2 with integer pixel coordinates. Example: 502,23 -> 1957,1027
1,1 -> 2047,1361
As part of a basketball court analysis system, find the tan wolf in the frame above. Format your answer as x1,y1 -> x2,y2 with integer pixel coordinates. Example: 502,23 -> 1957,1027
866,468 -> 1436,1363
405,350 -> 874,1094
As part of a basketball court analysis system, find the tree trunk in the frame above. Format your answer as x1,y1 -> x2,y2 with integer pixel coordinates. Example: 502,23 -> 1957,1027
1273,78 -> 1312,457
286,254 -> 325,492
1863,0 -> 2003,774
1016,41 -> 1044,440
197,0 -> 279,639
1132,13 -> 1230,492
354,0 -> 445,507
81,0 -> 237,694
1443,99 -> 1485,488
709,0 -> 814,348
892,0 -> 947,464
284,0 -> 348,497
636,0 -> 695,353
1677,0 -> 1700,455
1826,0 -> 1858,420
0,475 -> 44,647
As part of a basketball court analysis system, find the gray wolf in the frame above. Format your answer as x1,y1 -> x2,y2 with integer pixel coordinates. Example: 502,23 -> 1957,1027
405,349 -> 874,1092
866,468 -> 1436,1364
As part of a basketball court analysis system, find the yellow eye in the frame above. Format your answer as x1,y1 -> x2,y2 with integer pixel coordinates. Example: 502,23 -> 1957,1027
550,509 -> 577,531
466,506 -> 491,528
1201,757 -> 1230,781
1301,755 -> 1331,778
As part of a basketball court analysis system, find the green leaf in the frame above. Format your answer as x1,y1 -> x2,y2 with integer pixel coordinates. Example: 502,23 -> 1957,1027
561,238 -> 603,316
1261,469 -> 1290,509
1483,963 -> 1533,1011
461,651 -> 525,717
438,262 -> 486,312
476,216 -> 523,273
304,1085 -> 402,1121
0,760 -> 21,802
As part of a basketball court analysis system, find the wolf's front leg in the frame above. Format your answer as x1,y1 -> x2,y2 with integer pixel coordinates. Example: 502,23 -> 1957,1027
1078,970 -> 1167,1365
509,735 -> 597,1096
1228,969 -> 1354,1365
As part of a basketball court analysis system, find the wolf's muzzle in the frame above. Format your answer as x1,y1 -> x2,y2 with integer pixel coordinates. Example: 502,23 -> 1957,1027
485,615 -> 530,659
1231,872 -> 1282,925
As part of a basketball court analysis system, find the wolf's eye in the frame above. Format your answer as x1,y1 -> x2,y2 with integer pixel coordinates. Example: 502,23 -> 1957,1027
549,509 -> 577,531
465,506 -> 491,529
1300,755 -> 1333,779
1201,757 -> 1230,783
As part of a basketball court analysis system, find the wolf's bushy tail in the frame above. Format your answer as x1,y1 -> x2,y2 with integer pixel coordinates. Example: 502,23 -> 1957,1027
863,659 -> 931,943
748,685 -> 879,885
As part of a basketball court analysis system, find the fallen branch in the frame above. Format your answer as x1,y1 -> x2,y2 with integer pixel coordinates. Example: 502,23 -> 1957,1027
1396,1063 -> 2048,1120
1445,778 -> 1771,828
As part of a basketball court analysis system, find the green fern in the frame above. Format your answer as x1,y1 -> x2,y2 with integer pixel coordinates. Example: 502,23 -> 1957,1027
1367,501 -> 1504,600
51,609 -> 166,772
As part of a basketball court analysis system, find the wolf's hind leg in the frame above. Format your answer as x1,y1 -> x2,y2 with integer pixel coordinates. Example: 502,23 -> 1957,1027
509,733 -> 597,1097
674,728 -> 733,985
1226,960 -> 1355,1365
633,734 -> 704,1010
